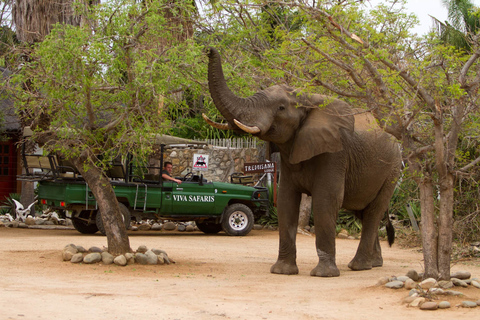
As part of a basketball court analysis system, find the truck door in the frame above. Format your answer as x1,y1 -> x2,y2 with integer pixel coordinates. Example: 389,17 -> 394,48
170,181 -> 215,215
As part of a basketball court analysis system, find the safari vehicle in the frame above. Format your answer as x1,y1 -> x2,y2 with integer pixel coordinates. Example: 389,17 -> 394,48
19,135 -> 269,236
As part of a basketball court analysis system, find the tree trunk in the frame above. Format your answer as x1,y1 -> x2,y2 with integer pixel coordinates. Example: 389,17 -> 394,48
72,153 -> 131,255
298,193 -> 311,231
437,174 -> 454,280
419,176 -> 439,279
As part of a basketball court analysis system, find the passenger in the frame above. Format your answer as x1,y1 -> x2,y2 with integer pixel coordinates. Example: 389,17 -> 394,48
162,161 -> 182,184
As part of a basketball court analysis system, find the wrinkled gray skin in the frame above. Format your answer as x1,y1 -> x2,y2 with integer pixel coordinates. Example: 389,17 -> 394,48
206,47 -> 402,277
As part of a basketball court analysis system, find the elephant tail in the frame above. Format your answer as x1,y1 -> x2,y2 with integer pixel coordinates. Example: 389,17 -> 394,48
386,210 -> 395,247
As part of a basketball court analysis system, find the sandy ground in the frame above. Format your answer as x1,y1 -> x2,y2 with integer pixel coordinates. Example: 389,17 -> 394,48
1,227 -> 479,320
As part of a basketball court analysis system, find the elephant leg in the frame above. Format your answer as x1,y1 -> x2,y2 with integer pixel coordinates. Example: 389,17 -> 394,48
310,189 -> 342,277
372,233 -> 383,267
348,182 -> 394,271
270,186 -> 301,275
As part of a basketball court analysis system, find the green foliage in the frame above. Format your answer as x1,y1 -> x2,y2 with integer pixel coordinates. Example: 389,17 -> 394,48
0,193 -> 21,217
336,210 -> 362,235
8,0 -> 206,168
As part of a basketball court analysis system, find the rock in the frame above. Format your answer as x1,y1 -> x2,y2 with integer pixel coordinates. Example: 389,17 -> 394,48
25,217 -> 36,225
396,276 -> 410,282
63,245 -> 78,261
385,281 -> 404,289
446,290 -> 464,296
337,230 -> 349,239
163,221 -> 176,231
44,220 -> 54,225
157,253 -> 165,265
130,225 -> 138,231
376,277 -> 389,286
310,226 -> 315,234
471,280 -> 480,289
406,269 -> 419,281
76,246 -> 87,253
151,248 -> 166,255
404,279 -> 417,290
409,297 -> 425,307
88,246 -> 102,253
71,253 -> 84,263
18,222 -> 28,228
429,288 -> 445,295
137,224 -> 151,231
403,296 -> 417,304
125,253 -> 135,265
145,250 -> 158,265
420,302 -> 438,310
476,300 -> 480,306
101,252 -> 114,265
408,289 -> 419,297
34,219 -> 44,225
136,245 -> 148,253
177,224 -> 186,232
9,221 -> 20,228
151,223 -> 163,231
185,225 -> 195,232
461,301 -> 477,308
0,221 -> 3,227
438,280 -> 454,289
452,278 -> 468,287
114,255 -> 127,266
438,301 -> 451,309
451,271 -> 471,280
419,278 -> 437,289
83,252 -> 102,264
135,253 -> 148,265
253,224 -> 263,230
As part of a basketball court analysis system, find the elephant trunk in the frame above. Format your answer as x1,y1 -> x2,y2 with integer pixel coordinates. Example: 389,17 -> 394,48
207,47 -> 266,128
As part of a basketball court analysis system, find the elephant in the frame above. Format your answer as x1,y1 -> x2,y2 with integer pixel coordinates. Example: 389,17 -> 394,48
204,47 -> 402,277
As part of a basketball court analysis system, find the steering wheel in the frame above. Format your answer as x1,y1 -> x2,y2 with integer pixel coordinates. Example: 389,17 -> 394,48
183,172 -> 194,181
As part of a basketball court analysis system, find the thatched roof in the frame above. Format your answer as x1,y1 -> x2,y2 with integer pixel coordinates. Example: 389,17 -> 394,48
0,67 -> 21,132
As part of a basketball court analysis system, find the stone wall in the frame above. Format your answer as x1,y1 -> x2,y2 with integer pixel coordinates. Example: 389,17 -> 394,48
162,145 -> 263,182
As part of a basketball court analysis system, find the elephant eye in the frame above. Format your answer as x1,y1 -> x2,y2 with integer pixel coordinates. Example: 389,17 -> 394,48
278,106 -> 285,111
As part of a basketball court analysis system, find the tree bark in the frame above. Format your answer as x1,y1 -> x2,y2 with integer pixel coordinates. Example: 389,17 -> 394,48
419,176 -> 439,279
437,174 -> 454,280
72,152 -> 131,256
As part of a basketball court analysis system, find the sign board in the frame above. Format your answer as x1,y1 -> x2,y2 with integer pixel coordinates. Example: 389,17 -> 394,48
192,154 -> 209,171
244,162 -> 276,174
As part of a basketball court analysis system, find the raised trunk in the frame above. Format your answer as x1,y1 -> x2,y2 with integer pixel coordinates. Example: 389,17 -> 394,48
72,152 -> 131,255
207,47 -> 265,125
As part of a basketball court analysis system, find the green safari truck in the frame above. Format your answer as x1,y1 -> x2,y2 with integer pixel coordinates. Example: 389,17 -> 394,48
37,177 -> 268,236
22,136 -> 269,236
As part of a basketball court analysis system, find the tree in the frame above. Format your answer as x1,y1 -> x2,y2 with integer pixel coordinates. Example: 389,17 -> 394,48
200,0 -> 480,280
432,0 -> 480,52
8,0 -> 204,255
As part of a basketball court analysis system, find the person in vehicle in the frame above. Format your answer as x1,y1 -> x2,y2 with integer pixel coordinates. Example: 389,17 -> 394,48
162,161 -> 182,184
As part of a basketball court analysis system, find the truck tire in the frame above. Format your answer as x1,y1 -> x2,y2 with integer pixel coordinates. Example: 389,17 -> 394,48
72,211 -> 99,234
196,220 -> 222,234
221,203 -> 254,236
96,203 -> 131,236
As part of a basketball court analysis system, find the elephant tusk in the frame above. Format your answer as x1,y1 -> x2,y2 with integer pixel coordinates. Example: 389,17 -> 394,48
233,119 -> 260,134
202,113 -> 232,130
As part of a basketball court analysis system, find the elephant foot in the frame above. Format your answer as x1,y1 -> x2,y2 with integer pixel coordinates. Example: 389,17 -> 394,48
310,262 -> 340,277
348,257 -> 373,271
372,256 -> 383,268
270,260 -> 299,275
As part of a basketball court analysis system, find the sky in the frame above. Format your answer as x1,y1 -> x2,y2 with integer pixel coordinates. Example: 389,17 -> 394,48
368,0 -> 480,35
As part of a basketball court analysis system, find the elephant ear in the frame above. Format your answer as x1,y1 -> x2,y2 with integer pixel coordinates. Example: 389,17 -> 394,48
289,102 -> 354,164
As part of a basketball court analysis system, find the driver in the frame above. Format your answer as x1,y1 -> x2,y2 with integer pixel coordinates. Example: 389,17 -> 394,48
162,161 -> 182,184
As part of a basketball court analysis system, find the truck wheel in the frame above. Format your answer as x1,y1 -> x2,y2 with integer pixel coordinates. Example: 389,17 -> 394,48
96,203 -> 131,236
72,211 -> 99,234
196,220 -> 222,234
221,203 -> 254,236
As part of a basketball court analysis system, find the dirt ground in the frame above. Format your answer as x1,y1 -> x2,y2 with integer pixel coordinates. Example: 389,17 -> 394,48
1,227 -> 479,320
